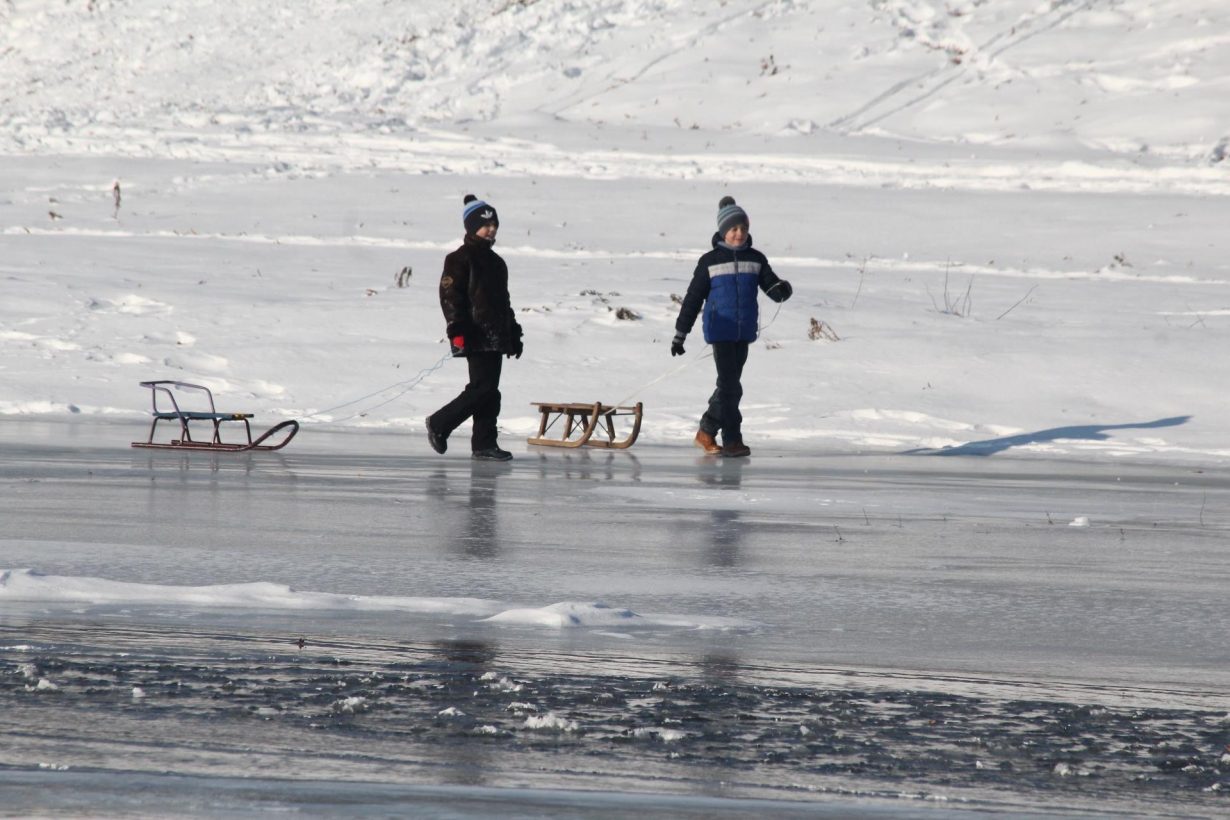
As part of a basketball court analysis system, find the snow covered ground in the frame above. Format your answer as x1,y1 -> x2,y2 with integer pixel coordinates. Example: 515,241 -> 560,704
3,0 -> 1230,814
2,0 -> 1229,461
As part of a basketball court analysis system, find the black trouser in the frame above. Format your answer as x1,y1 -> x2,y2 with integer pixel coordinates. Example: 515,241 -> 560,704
431,352 -> 503,451
699,341 -> 748,443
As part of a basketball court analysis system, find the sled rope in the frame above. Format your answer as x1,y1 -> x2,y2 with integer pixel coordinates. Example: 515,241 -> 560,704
301,351 -> 452,425
614,347 -> 712,407
760,300 -> 785,334
614,300 -> 786,406
303,301 -> 786,423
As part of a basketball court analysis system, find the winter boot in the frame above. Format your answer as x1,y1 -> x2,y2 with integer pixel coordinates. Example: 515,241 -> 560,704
425,417 -> 448,454
472,446 -> 513,462
721,437 -> 751,458
694,429 -> 722,455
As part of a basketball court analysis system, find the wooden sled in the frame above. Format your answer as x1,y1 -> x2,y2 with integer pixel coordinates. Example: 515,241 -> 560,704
527,401 -> 643,449
131,380 -> 299,452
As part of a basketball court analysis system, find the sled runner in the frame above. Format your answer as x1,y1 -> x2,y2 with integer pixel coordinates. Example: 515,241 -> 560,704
527,401 -> 643,449
131,380 -> 299,452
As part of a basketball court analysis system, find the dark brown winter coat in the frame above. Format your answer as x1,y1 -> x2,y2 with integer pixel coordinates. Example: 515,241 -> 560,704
439,235 -> 522,355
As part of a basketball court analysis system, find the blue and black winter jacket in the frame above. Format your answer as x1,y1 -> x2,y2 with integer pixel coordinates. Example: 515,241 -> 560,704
675,233 -> 786,344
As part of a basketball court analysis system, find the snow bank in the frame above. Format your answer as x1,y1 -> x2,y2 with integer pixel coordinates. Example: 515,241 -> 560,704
0,569 -> 751,633
0,568 -> 499,616
483,601 -> 640,628
482,601 -> 753,631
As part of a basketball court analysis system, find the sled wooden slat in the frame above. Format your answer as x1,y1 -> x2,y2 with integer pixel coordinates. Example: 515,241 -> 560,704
528,401 -> 643,449
132,380 -> 299,453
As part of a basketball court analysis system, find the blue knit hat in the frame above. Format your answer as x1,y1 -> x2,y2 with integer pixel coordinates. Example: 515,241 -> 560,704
717,196 -> 748,235
463,194 -> 499,235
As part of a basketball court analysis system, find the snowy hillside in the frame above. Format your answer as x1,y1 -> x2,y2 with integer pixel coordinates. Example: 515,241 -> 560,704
2,0 -> 1229,461
4,0 -> 1228,162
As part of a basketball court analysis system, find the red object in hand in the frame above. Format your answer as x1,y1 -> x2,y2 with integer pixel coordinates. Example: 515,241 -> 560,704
451,335 -> 465,350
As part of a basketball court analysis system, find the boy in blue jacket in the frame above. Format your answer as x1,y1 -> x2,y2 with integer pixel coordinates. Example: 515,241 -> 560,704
671,196 -> 792,457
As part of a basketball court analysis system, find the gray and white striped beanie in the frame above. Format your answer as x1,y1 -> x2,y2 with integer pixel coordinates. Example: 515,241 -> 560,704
717,196 -> 748,234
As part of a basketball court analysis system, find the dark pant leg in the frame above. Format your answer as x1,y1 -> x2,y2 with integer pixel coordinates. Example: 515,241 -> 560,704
699,341 -> 749,441
431,352 -> 503,451
468,353 -> 503,450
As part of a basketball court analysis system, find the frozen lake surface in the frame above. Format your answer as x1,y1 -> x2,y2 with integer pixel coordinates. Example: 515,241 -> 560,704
3,421 -> 1228,816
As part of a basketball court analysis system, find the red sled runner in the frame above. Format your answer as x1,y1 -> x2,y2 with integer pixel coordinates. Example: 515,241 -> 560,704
131,380 -> 299,452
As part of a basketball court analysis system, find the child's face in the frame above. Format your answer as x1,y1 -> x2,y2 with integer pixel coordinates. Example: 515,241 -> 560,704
476,223 -> 498,239
723,223 -> 748,246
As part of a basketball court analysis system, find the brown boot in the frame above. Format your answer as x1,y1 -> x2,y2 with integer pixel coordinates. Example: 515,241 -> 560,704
722,437 -> 751,458
694,429 -> 722,455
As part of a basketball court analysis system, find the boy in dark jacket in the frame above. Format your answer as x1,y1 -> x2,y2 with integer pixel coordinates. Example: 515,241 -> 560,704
426,195 -> 524,461
672,196 -> 792,457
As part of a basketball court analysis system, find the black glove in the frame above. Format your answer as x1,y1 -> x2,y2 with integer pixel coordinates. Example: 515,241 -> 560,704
509,337 -> 523,359
767,280 -> 792,303
670,332 -> 686,357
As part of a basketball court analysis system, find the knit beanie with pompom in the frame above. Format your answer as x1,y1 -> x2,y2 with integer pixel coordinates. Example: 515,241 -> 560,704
716,195 -> 748,235
463,194 -> 499,235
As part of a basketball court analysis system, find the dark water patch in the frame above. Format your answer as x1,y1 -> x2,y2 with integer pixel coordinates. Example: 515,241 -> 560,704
3,624 -> 1228,816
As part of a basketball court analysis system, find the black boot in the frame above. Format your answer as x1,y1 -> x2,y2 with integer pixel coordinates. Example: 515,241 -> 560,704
425,417 -> 448,454
472,446 -> 512,462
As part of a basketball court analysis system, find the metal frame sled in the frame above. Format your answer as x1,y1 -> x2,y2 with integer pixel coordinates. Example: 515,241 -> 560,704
527,401 -> 643,449
131,380 -> 299,452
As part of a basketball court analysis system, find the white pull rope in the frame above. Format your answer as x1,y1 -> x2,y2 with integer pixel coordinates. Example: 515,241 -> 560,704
614,298 -> 786,407
300,351 -> 453,425
614,347 -> 712,407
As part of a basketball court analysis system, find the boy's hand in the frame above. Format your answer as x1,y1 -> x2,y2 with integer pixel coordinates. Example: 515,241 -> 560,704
767,280 -> 793,303
670,332 -> 686,357
509,338 -> 523,359
450,335 -> 466,355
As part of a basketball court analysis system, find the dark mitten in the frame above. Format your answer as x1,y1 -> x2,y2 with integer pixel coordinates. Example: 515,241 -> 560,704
450,335 -> 466,356
768,280 -> 793,303
670,332 -> 686,357
510,337 -> 523,359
